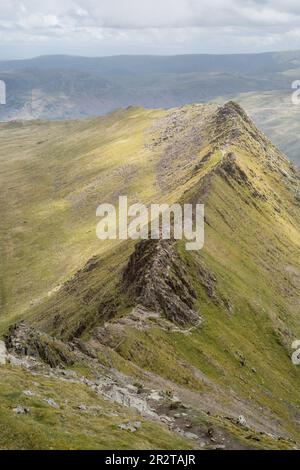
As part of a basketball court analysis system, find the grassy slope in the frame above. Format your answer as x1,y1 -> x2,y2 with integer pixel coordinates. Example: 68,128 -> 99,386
0,107 -> 166,329
0,365 -> 193,450
1,103 -> 300,448
0,104 -> 218,331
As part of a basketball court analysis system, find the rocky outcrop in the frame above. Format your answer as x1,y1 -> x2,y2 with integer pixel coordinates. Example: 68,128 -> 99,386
123,239 -> 201,326
216,152 -> 267,201
5,322 -> 76,368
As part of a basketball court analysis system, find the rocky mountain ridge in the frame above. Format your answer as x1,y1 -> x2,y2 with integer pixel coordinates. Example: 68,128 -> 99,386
1,101 -> 300,449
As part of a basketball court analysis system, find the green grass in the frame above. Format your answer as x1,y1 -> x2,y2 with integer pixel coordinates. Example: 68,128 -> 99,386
1,102 -> 300,449
0,365 -> 194,450
0,107 -> 165,329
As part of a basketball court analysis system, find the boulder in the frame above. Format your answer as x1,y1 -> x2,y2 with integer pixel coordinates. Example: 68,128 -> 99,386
13,406 -> 30,414
118,421 -> 141,433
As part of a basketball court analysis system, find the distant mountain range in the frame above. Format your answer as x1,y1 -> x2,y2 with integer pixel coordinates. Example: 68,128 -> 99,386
0,51 -> 300,164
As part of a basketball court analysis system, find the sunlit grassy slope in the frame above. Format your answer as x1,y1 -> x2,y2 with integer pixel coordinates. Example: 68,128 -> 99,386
0,107 -> 164,327
0,104 -> 218,329
1,102 -> 300,449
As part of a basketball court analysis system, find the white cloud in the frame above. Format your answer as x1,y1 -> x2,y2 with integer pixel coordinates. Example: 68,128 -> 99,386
0,0 -> 300,57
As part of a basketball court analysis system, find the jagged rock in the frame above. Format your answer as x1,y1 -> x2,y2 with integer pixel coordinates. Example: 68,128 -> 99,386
123,239 -> 201,326
102,385 -> 156,417
7,354 -> 39,368
217,152 -> 266,200
0,340 -> 7,365
118,421 -> 141,432
72,339 -> 98,359
5,322 -> 76,368
78,404 -> 87,411
13,406 -> 30,414
161,415 -> 175,424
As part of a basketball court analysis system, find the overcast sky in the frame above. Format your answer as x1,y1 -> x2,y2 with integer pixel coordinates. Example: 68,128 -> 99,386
1,0 -> 300,59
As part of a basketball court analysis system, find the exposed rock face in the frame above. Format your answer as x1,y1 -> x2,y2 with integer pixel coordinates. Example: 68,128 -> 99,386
147,104 -> 217,192
123,239 -> 201,326
216,152 -> 267,201
212,101 -> 263,148
5,322 -> 75,368
217,152 -> 247,182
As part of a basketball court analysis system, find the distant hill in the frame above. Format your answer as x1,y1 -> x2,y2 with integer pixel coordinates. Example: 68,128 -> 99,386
2,50 -> 300,74
0,51 -> 300,164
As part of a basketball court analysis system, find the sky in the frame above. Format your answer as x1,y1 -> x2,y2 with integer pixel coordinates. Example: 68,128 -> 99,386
1,0 -> 300,59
